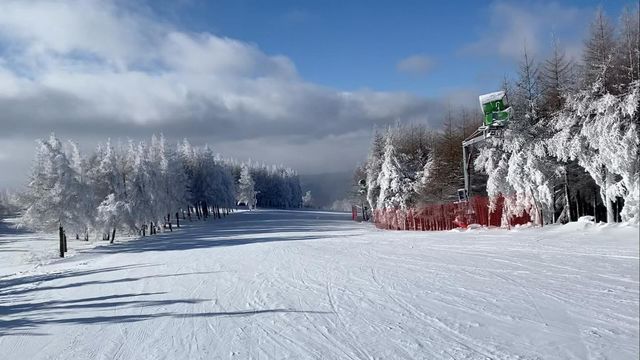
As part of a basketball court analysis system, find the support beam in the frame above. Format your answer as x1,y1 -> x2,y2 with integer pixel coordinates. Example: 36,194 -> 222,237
461,124 -> 505,197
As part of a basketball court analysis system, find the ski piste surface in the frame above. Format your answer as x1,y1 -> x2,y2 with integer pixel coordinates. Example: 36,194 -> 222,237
1,209 -> 638,359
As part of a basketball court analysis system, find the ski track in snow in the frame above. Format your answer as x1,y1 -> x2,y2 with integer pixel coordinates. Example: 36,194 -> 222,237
0,210 -> 638,359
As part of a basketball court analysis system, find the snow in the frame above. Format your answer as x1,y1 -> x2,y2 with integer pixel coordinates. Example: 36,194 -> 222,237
1,210 -> 638,359
479,91 -> 505,105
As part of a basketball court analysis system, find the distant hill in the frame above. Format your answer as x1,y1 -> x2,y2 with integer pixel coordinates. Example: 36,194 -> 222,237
299,171 -> 354,209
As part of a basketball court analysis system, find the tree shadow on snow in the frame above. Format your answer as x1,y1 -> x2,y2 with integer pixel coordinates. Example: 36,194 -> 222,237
0,288 -> 331,336
88,210 -> 362,254
0,264 -> 159,296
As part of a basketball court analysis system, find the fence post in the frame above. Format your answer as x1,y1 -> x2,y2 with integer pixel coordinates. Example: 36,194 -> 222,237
59,226 -> 64,258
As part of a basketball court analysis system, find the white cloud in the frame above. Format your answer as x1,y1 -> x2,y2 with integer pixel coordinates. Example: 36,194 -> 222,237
396,54 -> 435,76
461,1 -> 590,60
0,0 -> 447,187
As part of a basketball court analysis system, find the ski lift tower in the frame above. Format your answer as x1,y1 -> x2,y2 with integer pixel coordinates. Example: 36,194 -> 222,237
459,91 -> 511,201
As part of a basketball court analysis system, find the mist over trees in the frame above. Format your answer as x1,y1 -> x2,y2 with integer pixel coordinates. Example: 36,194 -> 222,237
18,134 -> 302,240
361,6 -> 639,225
0,190 -> 19,217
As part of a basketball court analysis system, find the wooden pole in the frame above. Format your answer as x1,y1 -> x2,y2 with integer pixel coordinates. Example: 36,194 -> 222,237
59,226 -> 64,258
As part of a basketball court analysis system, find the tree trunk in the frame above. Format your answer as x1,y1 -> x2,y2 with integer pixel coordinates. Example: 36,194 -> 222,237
564,184 -> 571,221
110,228 -> 116,244
605,170 -> 615,223
593,187 -> 598,222
552,185 -> 557,223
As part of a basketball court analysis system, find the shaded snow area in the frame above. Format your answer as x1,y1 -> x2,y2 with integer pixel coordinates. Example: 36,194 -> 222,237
1,210 -> 638,359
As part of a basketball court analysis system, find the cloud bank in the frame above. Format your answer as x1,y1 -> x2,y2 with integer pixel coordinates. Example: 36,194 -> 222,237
0,0 -> 448,187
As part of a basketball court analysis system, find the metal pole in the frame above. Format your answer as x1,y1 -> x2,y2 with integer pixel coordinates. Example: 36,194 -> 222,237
462,144 -> 469,197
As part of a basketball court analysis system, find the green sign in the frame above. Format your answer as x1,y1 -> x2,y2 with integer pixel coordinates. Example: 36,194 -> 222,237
479,91 -> 511,126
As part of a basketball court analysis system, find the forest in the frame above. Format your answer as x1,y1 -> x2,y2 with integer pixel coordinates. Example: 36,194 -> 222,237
358,7 -> 639,225
14,134 -> 302,241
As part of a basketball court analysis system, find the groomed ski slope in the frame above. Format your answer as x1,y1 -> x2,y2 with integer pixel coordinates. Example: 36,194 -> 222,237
1,209 -> 638,359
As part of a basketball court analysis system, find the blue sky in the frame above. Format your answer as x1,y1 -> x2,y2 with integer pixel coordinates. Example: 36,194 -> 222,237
150,0 -> 632,97
0,0 -> 636,187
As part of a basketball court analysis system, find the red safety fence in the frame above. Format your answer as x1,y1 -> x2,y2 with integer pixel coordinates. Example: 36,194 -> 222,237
372,195 -> 531,231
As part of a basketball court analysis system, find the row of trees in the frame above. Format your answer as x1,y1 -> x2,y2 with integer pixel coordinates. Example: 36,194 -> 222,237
0,190 -> 20,217
233,161 -> 305,210
360,7 -> 639,225
247,162 -> 303,209
358,120 -> 472,213
476,7 -> 638,225
19,134 -> 303,240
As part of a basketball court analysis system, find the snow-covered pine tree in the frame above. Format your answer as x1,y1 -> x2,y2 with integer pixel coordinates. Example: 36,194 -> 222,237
237,164 -> 257,209
583,8 -> 617,94
540,35 -> 574,115
89,138 -> 128,240
549,80 -> 639,224
302,191 -> 313,208
615,6 -> 640,91
67,140 -> 94,238
125,141 -> 153,232
504,47 -> 561,224
21,134 -> 84,233
376,130 -> 410,210
365,129 -> 384,210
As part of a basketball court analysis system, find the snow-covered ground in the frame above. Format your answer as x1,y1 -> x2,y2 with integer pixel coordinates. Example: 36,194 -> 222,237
0,210 -> 638,359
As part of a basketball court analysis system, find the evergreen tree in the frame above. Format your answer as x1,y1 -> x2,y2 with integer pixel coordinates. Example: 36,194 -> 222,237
583,8 -> 617,93
21,134 -> 83,232
237,164 -> 257,209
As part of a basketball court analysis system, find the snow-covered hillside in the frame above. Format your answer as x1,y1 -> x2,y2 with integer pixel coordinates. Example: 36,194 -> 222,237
1,210 -> 638,359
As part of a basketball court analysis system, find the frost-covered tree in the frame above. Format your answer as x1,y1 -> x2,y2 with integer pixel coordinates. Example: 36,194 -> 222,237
376,132 -> 412,210
549,81 -> 639,223
237,164 -> 257,209
66,140 -> 94,238
88,139 -> 128,239
616,6 -> 640,90
247,163 -> 302,209
474,48 -> 561,224
364,123 -> 451,211
18,134 -> 303,244
583,8 -> 617,93
365,130 -> 385,210
540,36 -> 574,114
302,191 -> 313,208
0,190 -> 20,216
124,141 -> 153,231
21,134 -> 84,233
359,6 -> 638,225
